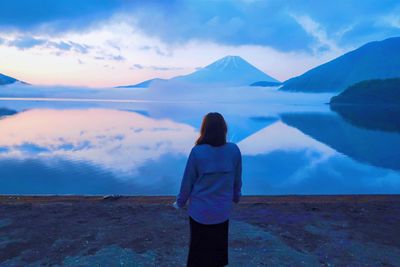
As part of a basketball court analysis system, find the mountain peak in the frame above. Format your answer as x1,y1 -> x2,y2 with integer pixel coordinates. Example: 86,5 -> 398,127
118,55 -> 280,88
220,55 -> 241,59
173,55 -> 279,85
218,55 -> 244,62
206,55 -> 248,70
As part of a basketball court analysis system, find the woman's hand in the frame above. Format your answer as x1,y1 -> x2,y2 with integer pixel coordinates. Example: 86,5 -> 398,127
172,201 -> 180,210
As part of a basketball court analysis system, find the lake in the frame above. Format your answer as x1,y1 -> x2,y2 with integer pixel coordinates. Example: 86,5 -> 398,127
0,93 -> 399,195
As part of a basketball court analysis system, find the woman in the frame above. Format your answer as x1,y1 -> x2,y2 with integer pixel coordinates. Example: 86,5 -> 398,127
173,112 -> 242,267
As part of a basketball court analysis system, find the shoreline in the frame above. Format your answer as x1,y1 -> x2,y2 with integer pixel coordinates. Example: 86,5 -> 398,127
1,194 -> 399,204
1,194 -> 399,266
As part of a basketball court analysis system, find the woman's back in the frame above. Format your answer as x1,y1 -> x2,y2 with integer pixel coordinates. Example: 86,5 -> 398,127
174,112 -> 242,266
176,142 -> 242,224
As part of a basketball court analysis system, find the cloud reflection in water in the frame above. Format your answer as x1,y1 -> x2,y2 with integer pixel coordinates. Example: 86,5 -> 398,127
0,109 -> 198,178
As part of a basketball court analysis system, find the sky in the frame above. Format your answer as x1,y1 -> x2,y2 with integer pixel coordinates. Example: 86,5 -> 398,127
0,0 -> 399,88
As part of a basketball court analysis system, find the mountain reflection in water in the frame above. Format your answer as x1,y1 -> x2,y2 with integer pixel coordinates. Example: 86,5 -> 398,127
281,112 -> 400,171
331,105 -> 400,133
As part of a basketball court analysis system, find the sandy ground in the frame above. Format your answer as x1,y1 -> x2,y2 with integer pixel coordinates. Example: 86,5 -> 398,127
0,195 -> 399,266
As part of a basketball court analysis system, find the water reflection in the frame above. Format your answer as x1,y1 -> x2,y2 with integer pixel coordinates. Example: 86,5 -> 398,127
0,109 -> 198,176
281,112 -> 400,171
237,118 -> 400,195
331,105 -> 400,133
0,100 -> 399,195
239,121 -> 335,157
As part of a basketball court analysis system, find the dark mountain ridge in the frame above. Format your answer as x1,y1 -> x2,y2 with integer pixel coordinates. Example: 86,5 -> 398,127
281,37 -> 400,92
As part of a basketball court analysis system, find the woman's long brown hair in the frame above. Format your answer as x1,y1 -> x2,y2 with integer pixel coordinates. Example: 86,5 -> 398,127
196,112 -> 227,146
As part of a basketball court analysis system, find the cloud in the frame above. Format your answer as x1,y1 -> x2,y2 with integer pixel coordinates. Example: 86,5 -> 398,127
68,41 -> 91,54
0,0 -> 123,33
7,36 -> 47,49
138,45 -> 172,56
94,53 -> 125,61
381,14 -> 400,29
4,36 -> 93,54
1,0 -> 400,88
132,64 -> 144,69
51,41 -> 72,51
48,40 -> 92,54
149,65 -> 182,71
110,55 -> 125,61
106,40 -> 121,52
103,64 -> 115,69
290,14 -> 342,54
291,1 -> 400,48
137,1 -> 399,52
0,1 -> 399,53
130,64 -> 183,71
130,1 -> 314,52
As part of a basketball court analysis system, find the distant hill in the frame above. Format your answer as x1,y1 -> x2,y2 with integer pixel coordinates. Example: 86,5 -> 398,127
117,55 -> 279,88
115,78 -> 167,88
0,73 -> 18,85
250,81 -> 282,87
0,108 -> 17,117
330,78 -> 400,105
329,78 -> 400,133
281,37 -> 400,92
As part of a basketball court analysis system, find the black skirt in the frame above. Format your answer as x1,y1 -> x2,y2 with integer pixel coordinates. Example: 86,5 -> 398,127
187,216 -> 229,267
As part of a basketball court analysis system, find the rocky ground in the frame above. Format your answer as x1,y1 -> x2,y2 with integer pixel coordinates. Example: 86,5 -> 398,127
0,195 -> 399,266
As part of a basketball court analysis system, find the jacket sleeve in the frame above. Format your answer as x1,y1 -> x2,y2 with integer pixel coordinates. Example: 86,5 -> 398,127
176,148 -> 198,208
233,148 -> 242,203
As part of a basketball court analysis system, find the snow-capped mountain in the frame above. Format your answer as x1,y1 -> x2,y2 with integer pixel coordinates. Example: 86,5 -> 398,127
117,55 -> 279,88
172,55 -> 279,86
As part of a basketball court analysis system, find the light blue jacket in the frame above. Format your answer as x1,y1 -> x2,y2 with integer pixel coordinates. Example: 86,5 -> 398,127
176,142 -> 242,224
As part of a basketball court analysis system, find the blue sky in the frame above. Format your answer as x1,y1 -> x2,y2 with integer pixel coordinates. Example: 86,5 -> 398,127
0,0 -> 399,87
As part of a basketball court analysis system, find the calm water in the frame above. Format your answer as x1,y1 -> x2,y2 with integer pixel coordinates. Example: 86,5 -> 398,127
0,97 -> 399,195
